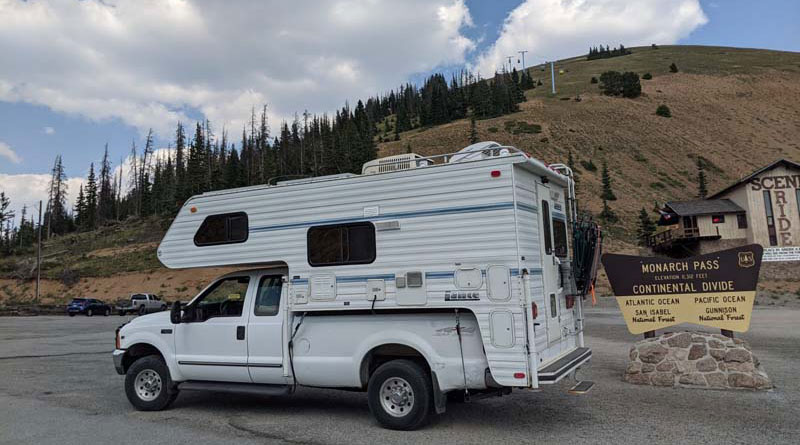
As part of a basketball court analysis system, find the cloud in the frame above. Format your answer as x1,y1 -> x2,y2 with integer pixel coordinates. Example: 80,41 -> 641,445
43,126 -> 55,135
473,0 -> 708,76
0,141 -> 23,164
0,0 -> 474,137
0,173 -> 85,225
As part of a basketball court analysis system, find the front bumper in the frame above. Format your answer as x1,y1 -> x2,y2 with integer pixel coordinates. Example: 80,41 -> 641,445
113,349 -> 126,375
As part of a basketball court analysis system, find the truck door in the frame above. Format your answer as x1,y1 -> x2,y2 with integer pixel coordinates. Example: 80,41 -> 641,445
247,275 -> 288,384
535,182 -> 562,360
174,275 -> 253,382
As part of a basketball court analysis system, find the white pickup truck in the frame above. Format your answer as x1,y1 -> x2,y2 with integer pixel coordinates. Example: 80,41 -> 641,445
116,293 -> 167,316
114,145 -> 598,430
114,267 -> 591,430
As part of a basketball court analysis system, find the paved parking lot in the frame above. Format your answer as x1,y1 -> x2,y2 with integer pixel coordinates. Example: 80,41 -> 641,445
1,305 -> 798,444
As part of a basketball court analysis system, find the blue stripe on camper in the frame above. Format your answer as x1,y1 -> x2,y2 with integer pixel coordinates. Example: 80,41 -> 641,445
250,202 -> 515,233
516,203 -> 538,214
291,268 -> 541,285
336,274 -> 395,283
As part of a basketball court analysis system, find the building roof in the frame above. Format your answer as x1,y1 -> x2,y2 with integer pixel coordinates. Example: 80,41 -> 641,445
709,158 -> 800,199
664,199 -> 745,216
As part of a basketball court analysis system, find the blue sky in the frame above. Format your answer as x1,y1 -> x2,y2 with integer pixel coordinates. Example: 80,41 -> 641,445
0,0 -> 797,220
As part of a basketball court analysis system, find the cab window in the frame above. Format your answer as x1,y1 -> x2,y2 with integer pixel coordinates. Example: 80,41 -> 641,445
191,276 -> 250,320
254,275 -> 282,316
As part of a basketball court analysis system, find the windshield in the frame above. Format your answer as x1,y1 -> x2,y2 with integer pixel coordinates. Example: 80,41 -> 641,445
70,298 -> 87,304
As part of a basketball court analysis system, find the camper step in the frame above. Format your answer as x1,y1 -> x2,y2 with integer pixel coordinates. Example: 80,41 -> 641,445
178,381 -> 291,396
538,347 -> 592,384
568,380 -> 595,395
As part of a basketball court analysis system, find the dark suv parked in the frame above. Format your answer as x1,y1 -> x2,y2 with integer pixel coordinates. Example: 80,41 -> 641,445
67,298 -> 112,317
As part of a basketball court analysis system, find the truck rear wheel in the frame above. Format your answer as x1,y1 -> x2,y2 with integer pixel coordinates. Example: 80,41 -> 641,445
124,355 -> 178,411
138,305 -> 146,316
367,359 -> 433,430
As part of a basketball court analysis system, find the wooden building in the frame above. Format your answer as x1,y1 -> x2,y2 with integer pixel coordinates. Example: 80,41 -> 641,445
649,159 -> 800,261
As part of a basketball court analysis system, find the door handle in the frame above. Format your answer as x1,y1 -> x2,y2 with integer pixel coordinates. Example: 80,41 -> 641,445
236,325 -> 245,340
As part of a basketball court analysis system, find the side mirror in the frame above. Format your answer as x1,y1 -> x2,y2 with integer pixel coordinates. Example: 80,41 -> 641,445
170,301 -> 182,324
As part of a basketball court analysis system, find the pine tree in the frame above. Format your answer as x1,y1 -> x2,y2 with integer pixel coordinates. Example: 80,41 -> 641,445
85,163 -> 98,230
601,160 -> 616,201
469,114 -> 478,144
567,150 -> 578,183
74,185 -> 86,230
636,208 -> 656,246
175,122 -> 187,201
0,192 -> 12,233
98,145 -> 114,222
697,158 -> 708,198
45,155 -> 69,237
600,198 -> 617,223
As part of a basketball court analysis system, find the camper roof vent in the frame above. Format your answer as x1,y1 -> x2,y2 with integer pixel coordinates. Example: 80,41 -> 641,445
362,153 -> 429,175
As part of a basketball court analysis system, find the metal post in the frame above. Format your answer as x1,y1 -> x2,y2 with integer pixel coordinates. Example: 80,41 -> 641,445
550,61 -> 556,95
518,50 -> 528,70
36,200 -> 42,302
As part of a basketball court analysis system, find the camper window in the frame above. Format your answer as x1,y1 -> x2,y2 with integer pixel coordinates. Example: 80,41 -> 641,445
542,201 -> 553,255
553,218 -> 568,258
194,212 -> 249,246
308,222 -> 376,266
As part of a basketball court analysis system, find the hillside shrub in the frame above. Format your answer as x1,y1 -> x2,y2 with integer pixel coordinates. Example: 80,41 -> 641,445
642,73 -> 652,80
600,71 -> 641,98
621,72 -> 641,98
656,104 -> 672,117
669,62 -> 679,73
590,76 -> 598,84
580,159 -> 597,172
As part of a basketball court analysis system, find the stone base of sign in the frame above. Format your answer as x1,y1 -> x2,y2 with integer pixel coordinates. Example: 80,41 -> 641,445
624,331 -> 771,390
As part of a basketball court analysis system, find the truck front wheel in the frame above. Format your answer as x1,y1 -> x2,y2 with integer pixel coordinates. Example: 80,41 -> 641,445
367,359 -> 434,430
138,305 -> 146,316
124,355 -> 178,411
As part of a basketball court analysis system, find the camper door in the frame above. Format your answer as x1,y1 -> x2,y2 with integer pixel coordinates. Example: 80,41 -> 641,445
535,182 -> 563,357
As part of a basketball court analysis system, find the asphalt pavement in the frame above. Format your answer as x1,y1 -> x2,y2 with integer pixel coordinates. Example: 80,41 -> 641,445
1,305 -> 798,444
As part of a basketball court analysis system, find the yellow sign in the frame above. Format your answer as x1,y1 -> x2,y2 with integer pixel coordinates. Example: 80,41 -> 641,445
602,245 -> 763,334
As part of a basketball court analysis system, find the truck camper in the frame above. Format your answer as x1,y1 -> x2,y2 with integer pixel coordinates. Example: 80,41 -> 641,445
113,142 -> 602,430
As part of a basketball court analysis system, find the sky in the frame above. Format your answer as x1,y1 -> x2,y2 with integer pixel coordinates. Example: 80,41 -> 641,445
0,0 -> 798,224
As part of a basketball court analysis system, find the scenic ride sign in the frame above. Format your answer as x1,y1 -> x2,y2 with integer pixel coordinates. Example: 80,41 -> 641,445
601,245 -> 763,334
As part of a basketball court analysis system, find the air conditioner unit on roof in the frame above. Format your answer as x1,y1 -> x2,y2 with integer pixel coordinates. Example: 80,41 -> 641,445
362,153 -> 428,175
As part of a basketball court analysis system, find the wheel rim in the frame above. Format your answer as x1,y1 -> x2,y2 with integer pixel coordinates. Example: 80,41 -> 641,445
134,369 -> 162,402
379,377 -> 414,417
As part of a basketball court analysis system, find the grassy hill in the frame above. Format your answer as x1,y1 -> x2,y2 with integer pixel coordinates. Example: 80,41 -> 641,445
379,45 -> 800,239
3,45 -> 800,306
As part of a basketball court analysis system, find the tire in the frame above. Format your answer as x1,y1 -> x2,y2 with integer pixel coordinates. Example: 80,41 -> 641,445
138,305 -> 146,316
160,305 -> 167,312
124,355 -> 178,411
367,359 -> 434,431
118,310 -> 125,316
104,308 -> 111,316
86,308 -> 93,317
68,313 -> 75,317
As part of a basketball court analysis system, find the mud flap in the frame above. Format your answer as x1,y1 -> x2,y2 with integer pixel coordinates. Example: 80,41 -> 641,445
431,371 -> 447,414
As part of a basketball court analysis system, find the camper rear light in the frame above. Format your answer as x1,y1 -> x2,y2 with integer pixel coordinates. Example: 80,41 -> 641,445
531,302 -> 538,319
514,372 -> 525,379
566,295 -> 575,309
490,170 -> 501,177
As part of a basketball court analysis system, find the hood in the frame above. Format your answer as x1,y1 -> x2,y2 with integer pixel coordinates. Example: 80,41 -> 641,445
123,311 -> 171,330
